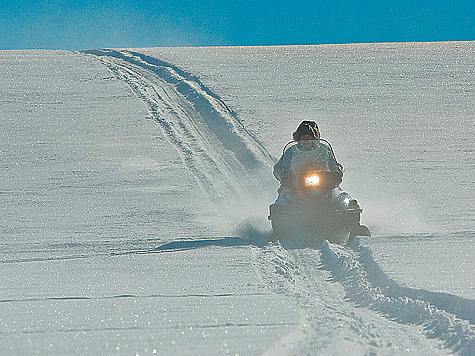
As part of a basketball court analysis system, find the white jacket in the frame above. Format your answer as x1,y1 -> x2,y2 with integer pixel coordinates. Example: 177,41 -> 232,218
273,141 -> 341,185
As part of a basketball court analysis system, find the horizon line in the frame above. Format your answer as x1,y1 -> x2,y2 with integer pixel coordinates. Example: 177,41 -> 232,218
1,40 -> 473,52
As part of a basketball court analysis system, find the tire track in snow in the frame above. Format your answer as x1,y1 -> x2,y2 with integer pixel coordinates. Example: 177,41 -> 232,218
252,239 -> 474,355
82,49 -> 275,203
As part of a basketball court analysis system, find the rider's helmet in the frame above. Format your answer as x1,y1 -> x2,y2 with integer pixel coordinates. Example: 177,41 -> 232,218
292,121 -> 320,141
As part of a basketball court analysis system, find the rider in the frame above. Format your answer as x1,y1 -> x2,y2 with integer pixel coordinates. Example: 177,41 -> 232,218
272,121 -> 343,206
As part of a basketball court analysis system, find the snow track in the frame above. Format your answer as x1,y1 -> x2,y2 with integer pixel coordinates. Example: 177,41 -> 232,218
82,49 -> 275,202
323,240 -> 474,355
83,49 -> 473,355
253,239 -> 474,355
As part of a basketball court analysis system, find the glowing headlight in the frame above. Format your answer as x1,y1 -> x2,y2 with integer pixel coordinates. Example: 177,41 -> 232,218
304,175 -> 320,186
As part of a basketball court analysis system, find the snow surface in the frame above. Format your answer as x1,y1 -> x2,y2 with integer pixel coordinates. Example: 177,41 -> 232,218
0,43 -> 473,355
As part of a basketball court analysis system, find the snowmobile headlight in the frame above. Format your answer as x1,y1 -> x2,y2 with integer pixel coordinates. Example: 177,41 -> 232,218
304,174 -> 320,186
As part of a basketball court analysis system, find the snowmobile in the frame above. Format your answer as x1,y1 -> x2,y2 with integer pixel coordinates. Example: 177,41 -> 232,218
268,139 -> 370,245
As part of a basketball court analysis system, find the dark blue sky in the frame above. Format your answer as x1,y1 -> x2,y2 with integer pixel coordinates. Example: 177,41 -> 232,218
1,0 -> 473,50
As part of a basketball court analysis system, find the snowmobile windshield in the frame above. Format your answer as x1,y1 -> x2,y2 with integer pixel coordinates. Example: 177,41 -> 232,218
283,138 -> 334,155
282,138 -> 340,174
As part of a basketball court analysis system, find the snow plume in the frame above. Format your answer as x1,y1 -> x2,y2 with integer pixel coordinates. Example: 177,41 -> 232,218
345,168 -> 432,236
233,215 -> 273,247
357,191 -> 431,236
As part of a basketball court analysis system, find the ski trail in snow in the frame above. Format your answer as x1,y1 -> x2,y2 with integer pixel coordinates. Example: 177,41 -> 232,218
82,49 -> 275,203
252,239 -> 474,355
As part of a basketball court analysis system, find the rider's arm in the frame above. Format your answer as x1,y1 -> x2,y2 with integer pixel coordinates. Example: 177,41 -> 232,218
273,155 -> 284,181
329,154 -> 342,172
273,149 -> 293,185
322,145 -> 342,173
324,147 -> 343,187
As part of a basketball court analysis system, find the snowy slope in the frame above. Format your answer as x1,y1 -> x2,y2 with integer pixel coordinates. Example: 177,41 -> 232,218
137,43 -> 474,298
0,50 -> 300,356
0,43 -> 474,355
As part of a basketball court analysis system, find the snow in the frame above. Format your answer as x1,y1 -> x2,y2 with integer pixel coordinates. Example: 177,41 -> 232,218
0,43 -> 473,355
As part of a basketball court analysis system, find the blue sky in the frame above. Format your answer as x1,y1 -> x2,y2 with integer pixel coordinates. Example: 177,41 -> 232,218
0,0 -> 473,50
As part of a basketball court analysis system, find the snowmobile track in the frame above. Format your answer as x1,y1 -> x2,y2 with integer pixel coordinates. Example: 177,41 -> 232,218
253,238 -> 474,355
82,49 -> 275,203
82,49 -> 474,355
322,239 -> 474,355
